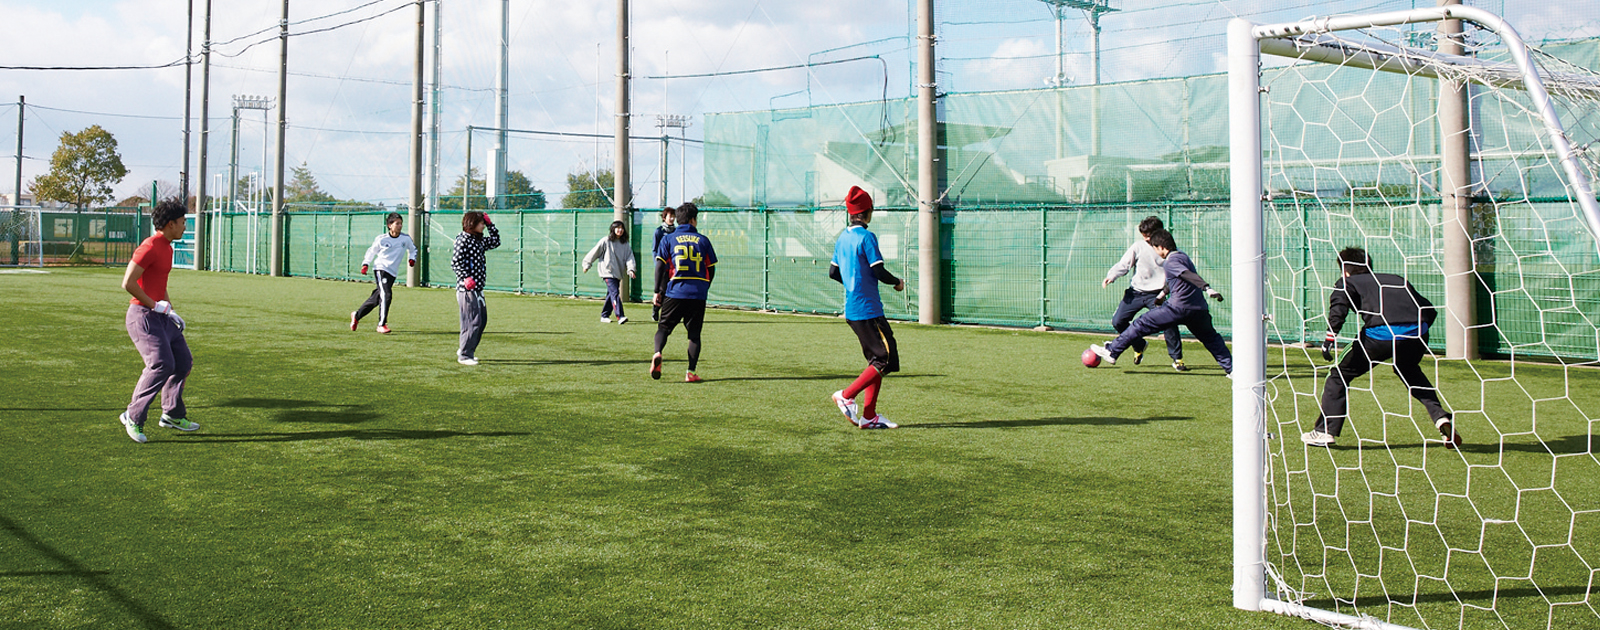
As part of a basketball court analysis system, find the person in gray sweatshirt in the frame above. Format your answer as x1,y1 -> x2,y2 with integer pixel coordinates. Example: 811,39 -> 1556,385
1102,215 -> 1187,370
583,220 -> 638,323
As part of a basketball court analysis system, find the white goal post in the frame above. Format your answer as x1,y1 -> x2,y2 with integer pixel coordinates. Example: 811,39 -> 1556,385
1,206 -> 43,268
1230,6 -> 1600,629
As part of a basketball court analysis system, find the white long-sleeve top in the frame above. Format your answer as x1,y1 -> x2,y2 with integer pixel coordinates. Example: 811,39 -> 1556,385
1104,239 -> 1167,293
361,233 -> 418,276
583,237 -> 637,279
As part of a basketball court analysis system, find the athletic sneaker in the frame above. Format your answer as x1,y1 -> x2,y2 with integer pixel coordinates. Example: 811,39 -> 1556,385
349,311 -> 358,332
458,356 -> 479,366
376,325 -> 391,334
1173,359 -> 1191,372
1301,430 -> 1337,447
650,353 -> 663,380
158,414 -> 200,432
831,390 -> 860,426
601,317 -> 612,323
618,316 -> 628,325
1089,344 -> 1116,366
859,414 -> 898,430
1435,416 -> 1463,449
1133,349 -> 1144,365
119,413 -> 147,443
685,372 -> 703,383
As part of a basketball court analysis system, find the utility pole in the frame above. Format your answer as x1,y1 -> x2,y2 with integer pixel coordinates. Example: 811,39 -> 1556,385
1438,0 -> 1477,359
270,0 -> 289,277
408,0 -> 425,288
615,0 -> 633,299
917,0 -> 940,325
195,0 -> 213,270
182,0 -> 194,200
492,0 -> 509,209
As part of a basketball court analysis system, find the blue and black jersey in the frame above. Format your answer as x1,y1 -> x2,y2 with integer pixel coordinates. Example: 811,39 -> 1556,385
653,225 -> 717,301
831,224 -> 893,321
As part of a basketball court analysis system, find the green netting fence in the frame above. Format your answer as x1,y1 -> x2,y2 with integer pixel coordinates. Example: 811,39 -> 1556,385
203,198 -> 1600,362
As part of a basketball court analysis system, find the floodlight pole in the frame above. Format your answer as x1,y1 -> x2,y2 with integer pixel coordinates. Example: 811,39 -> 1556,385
656,115 -> 689,208
407,0 -> 425,288
493,0 -> 509,209
195,0 -> 213,270
270,0 -> 289,277
917,0 -> 940,325
182,0 -> 194,201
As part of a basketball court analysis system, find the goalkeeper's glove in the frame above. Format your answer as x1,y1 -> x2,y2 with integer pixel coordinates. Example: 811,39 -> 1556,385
482,215 -> 493,227
1321,332 -> 1337,361
1205,287 -> 1225,302
170,311 -> 185,331
360,264 -> 369,275
151,300 -> 173,315
462,277 -> 477,291
408,258 -> 415,267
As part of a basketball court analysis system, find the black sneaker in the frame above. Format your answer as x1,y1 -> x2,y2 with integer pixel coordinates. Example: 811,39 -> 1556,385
1133,349 -> 1144,365
1173,360 -> 1191,372
1435,416 -> 1462,449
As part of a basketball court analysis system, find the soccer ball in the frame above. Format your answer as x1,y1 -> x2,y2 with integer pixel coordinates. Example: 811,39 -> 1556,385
1081,347 -> 1101,368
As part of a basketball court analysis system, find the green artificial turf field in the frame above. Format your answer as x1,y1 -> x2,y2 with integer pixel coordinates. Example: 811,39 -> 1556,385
0,268 -> 1589,629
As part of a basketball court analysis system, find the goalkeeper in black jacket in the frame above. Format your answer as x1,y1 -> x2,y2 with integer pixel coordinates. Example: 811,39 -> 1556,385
1303,247 -> 1459,449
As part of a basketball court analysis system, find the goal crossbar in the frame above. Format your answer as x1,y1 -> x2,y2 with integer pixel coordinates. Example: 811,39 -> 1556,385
1229,5 -> 1600,628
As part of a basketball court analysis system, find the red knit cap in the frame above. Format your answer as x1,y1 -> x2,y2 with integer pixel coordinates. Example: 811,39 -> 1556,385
845,186 -> 873,215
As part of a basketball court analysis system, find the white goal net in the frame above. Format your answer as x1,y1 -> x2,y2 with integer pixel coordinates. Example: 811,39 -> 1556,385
1230,7 -> 1600,630
0,206 -> 42,268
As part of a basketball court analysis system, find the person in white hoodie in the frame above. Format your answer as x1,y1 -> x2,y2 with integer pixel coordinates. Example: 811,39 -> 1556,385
583,220 -> 638,324
1102,216 -> 1186,370
350,212 -> 418,334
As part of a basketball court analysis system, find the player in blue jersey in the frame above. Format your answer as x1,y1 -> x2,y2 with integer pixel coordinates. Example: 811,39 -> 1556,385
827,186 -> 904,430
1089,229 -> 1233,375
651,202 -> 717,382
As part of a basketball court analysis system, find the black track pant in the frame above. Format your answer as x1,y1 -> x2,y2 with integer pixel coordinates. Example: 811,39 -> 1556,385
1315,335 -> 1450,437
354,270 -> 397,326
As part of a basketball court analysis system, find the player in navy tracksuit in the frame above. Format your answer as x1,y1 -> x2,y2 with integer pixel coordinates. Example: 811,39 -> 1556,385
651,203 -> 716,382
828,186 -> 903,429
1302,247 -> 1459,448
650,208 -> 676,322
1090,229 -> 1233,374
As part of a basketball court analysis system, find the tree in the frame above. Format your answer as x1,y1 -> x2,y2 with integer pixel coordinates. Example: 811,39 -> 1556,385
503,171 -> 546,210
692,190 -> 734,207
440,167 -> 487,210
286,163 -> 337,204
562,169 -> 614,209
29,125 -> 128,209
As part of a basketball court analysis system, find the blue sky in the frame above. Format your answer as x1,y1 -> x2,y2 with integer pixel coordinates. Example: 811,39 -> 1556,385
0,0 -> 1593,206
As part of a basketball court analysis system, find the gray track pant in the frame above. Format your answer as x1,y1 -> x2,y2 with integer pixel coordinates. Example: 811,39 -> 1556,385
458,289 -> 487,359
125,303 -> 191,425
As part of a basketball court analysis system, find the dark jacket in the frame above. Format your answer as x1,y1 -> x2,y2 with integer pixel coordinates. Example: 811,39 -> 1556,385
1328,272 -> 1437,334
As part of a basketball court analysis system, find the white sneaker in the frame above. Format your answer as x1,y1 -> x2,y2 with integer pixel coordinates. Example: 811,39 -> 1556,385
831,390 -> 860,426
1301,430 -> 1337,447
1089,344 -> 1116,366
159,414 -> 200,431
458,356 -> 479,366
859,414 -> 898,430
618,316 -> 628,324
119,413 -> 147,443
601,317 -> 611,323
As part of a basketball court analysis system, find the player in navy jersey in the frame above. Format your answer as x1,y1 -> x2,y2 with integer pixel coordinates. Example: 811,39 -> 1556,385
1302,247 -> 1458,448
827,186 -> 904,429
651,202 -> 717,382
1089,229 -> 1233,375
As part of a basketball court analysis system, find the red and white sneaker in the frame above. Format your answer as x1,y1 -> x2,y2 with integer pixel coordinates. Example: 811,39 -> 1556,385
650,353 -> 663,380
831,390 -> 860,426
685,372 -> 703,383
376,325 -> 391,334
349,312 -> 359,331
859,414 -> 898,430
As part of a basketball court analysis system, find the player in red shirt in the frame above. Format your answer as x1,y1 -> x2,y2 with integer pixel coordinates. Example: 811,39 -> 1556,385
118,200 -> 199,443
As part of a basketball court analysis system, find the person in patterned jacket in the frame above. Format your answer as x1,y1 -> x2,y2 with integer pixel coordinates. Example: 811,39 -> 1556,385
451,211 -> 500,365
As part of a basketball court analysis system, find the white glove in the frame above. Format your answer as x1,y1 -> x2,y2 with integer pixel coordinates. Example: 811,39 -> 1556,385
1205,288 -> 1225,302
169,311 -> 185,331
151,300 -> 173,315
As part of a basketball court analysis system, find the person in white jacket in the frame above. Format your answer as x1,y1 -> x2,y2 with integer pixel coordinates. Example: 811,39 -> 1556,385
351,212 -> 418,334
1102,216 -> 1186,370
583,220 -> 637,323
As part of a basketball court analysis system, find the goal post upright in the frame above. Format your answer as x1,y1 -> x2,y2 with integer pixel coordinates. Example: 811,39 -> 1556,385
1230,5 -> 1600,627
